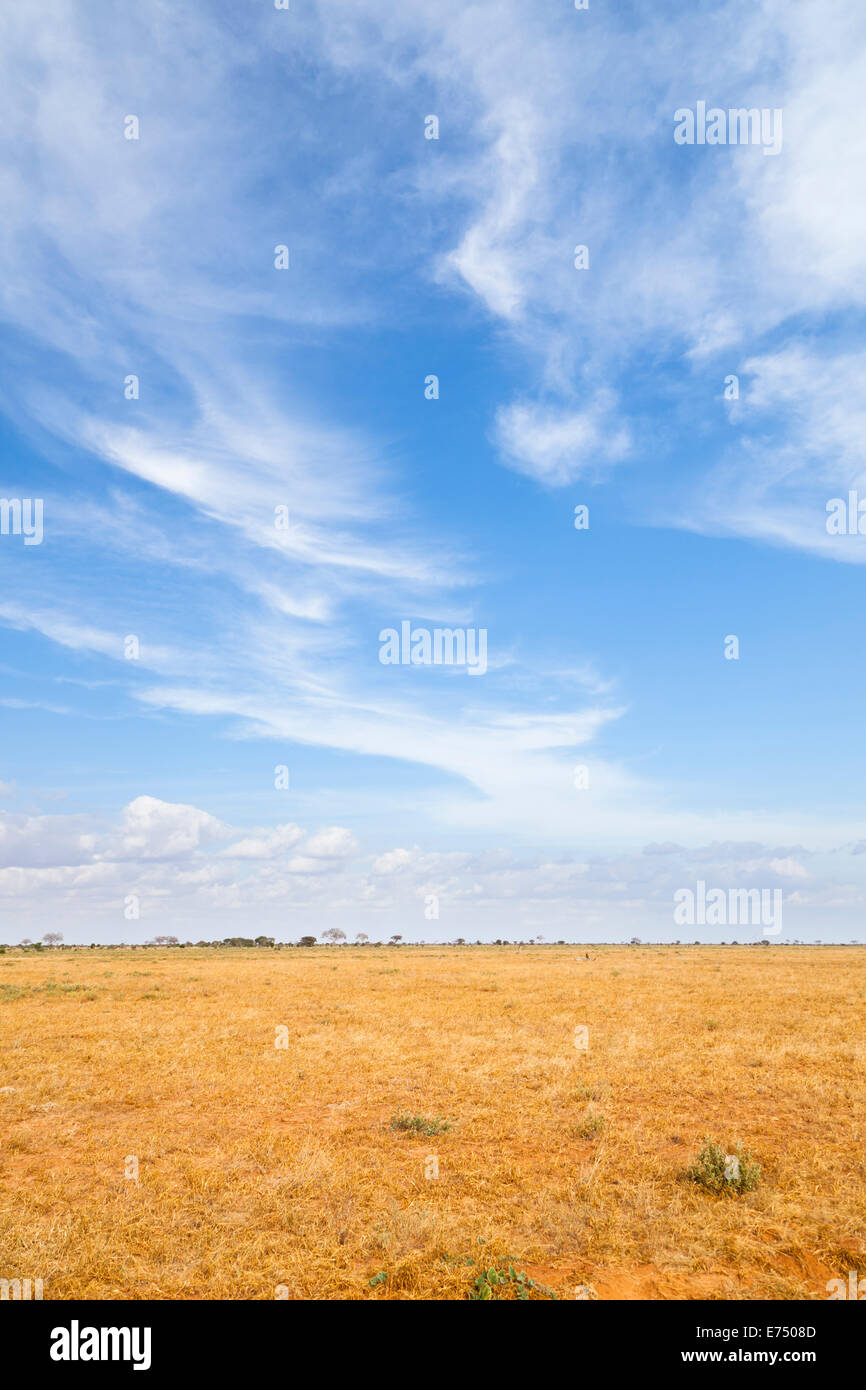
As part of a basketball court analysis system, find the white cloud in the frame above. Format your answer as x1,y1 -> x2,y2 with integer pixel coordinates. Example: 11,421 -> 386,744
222,825 -> 305,861
768,857 -> 810,880
494,395 -> 630,486
373,847 -> 414,875
302,827 -> 360,860
0,812 -> 96,869
312,0 -> 866,559
106,796 -> 228,861
677,344 -> 866,560
1,802 -> 859,940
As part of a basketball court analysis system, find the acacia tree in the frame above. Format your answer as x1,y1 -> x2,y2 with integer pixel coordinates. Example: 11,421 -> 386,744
322,928 -> 346,945
355,932 -> 369,944
43,932 -> 63,946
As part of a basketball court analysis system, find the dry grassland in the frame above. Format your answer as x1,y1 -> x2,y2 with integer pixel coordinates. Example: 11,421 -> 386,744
0,944 -> 864,1300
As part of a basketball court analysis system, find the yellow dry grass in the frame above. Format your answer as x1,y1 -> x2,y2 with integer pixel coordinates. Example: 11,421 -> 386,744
0,944 -> 863,1300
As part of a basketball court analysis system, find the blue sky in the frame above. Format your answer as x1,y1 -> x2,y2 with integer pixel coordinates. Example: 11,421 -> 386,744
1,0 -> 865,943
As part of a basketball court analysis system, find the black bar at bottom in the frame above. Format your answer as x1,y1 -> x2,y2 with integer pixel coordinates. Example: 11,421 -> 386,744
4,1297 -> 858,1376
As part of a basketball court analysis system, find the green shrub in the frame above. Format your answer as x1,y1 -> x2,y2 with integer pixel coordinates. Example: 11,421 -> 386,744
469,1263 -> 559,1301
574,1111 -> 606,1139
687,1138 -> 761,1195
390,1113 -> 452,1137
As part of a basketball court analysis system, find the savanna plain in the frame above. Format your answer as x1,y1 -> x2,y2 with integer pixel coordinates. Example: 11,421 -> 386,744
1,944 -> 863,1300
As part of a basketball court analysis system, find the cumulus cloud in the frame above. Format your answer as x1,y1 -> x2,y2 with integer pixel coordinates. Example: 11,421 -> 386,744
222,825 -> 305,861
0,812 -> 97,869
767,857 -> 811,880
105,796 -> 229,861
2,797 -> 860,941
303,827 -> 360,860
373,847 -> 414,874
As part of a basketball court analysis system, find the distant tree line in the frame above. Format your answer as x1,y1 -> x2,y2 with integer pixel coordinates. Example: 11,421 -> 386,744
4,934 -> 852,952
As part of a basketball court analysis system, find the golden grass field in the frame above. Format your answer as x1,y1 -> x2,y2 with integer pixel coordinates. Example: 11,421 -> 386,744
0,943 -> 864,1300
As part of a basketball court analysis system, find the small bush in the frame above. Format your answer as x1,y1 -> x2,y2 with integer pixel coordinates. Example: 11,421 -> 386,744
571,1081 -> 600,1102
469,1263 -> 559,1301
687,1138 -> 761,1195
573,1112 -> 606,1139
0,983 -> 28,1002
390,1112 -> 451,1137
